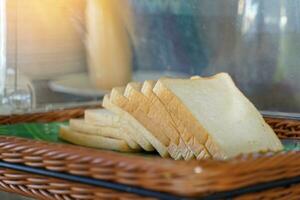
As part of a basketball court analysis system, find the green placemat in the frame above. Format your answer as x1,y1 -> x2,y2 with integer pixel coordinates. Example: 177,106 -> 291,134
0,122 -> 159,158
0,123 -> 299,152
281,139 -> 300,151
0,122 -> 68,143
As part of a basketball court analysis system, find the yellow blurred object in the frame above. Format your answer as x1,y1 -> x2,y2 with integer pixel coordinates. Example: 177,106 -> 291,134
86,0 -> 133,90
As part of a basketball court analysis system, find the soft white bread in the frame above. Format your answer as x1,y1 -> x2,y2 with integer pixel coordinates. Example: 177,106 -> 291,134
142,80 -> 207,160
109,87 -> 169,157
153,73 -> 283,159
123,83 -> 170,145
102,94 -> 154,151
85,109 -> 122,128
124,82 -> 183,160
84,109 -> 141,150
153,78 -> 215,158
190,75 -> 202,80
59,126 -> 132,152
69,119 -> 140,150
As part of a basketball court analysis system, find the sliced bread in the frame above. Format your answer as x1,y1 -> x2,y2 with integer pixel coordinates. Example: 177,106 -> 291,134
124,82 -> 182,160
60,126 -> 132,152
102,94 -> 154,151
85,109 -> 122,128
69,119 -> 140,150
142,80 -> 203,160
153,73 -> 283,159
109,87 -> 169,157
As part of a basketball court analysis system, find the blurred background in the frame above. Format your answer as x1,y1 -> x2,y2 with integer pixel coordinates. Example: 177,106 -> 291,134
0,0 -> 299,115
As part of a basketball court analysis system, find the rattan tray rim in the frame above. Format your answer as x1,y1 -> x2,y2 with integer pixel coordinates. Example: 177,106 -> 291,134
0,107 -> 299,197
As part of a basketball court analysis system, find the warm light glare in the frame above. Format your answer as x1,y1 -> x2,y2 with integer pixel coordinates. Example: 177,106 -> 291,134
5,0 -> 86,79
0,0 -> 6,95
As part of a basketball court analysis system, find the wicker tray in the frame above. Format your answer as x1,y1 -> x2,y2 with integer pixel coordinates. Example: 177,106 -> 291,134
0,108 -> 299,199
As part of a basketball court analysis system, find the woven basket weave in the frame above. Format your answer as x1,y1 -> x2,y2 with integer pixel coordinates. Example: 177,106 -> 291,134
0,167 -> 300,200
0,106 -> 95,124
0,168 -> 155,200
0,107 -> 298,199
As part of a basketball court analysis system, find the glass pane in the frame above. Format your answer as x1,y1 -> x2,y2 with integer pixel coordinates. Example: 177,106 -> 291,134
1,0 -> 299,115
0,0 -> 6,98
126,0 -> 300,114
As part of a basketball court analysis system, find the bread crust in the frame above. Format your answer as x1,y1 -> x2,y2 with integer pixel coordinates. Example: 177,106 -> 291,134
153,80 -> 211,159
103,94 -> 154,151
142,80 -> 196,160
124,82 -> 184,160
109,88 -> 169,157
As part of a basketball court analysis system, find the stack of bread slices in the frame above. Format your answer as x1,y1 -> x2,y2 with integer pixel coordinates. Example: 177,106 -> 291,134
60,73 -> 283,160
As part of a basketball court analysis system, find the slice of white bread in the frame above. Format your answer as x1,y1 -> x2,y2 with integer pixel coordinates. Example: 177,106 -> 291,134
142,80 -> 208,160
59,126 -> 132,152
109,87 -> 169,157
102,95 -> 154,151
144,80 -> 211,160
85,109 -> 123,128
153,73 -> 283,159
124,82 -> 182,160
84,109 -> 141,150
69,119 -> 140,150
